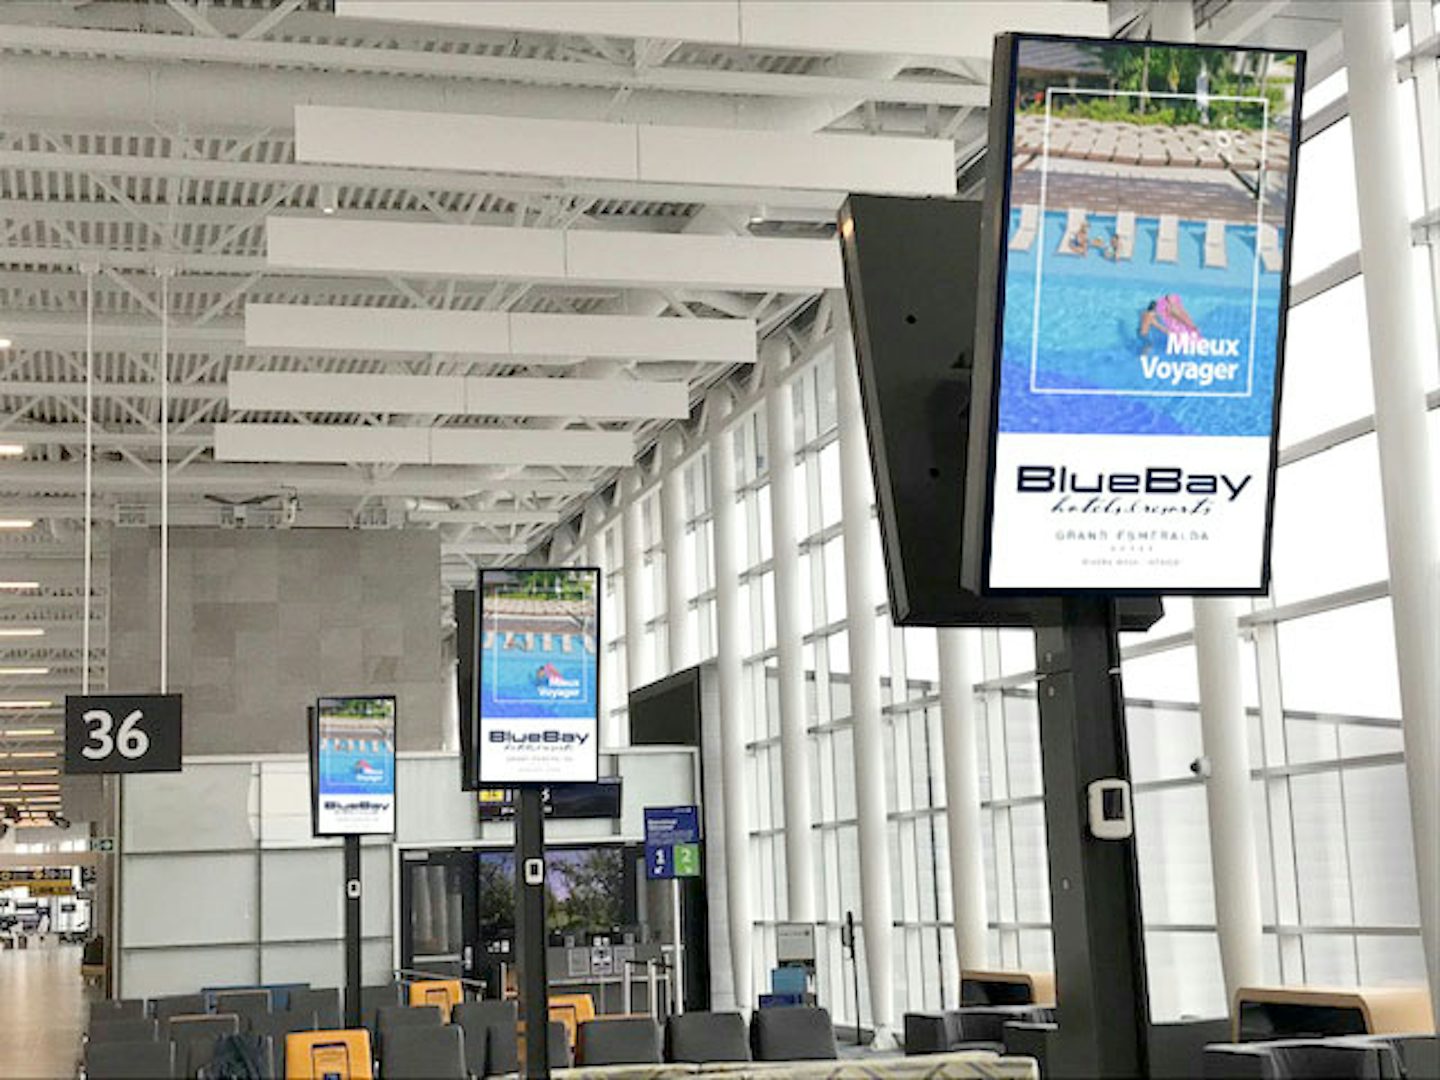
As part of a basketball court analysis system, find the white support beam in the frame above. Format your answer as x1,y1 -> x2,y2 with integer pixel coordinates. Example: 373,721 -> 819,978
0,462 -> 593,498
228,372 -> 690,420
296,105 -> 956,196
337,1 -> 1108,60
441,541 -> 530,558
214,423 -> 636,468
244,304 -> 757,364
265,217 -> 844,292
409,509 -> 561,526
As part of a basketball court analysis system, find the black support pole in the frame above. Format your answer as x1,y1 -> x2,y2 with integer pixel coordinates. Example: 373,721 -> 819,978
344,834 -> 362,1030
1034,596 -> 1150,1079
516,786 -> 550,1078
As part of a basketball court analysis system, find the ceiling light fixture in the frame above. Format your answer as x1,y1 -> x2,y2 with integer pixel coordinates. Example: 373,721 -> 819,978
0,667 -> 50,676
0,520 -> 33,530
318,182 -> 339,215
3,728 -> 56,737
0,337 -> 12,349
16,769 -> 59,777
0,582 -> 39,591
0,629 -> 44,639
0,700 -> 54,709
10,751 -> 58,759
0,444 -> 24,457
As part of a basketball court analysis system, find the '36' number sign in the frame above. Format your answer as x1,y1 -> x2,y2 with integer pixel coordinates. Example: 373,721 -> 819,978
64,695 -> 182,774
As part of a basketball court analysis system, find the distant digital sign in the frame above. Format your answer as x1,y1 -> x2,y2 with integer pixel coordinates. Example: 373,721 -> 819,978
964,34 -> 1303,594
478,568 -> 600,784
312,695 -> 396,836
477,778 -> 622,820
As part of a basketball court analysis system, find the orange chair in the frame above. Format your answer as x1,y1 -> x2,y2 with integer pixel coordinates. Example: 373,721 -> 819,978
407,979 -> 463,1020
547,993 -> 596,1049
284,1030 -> 374,1080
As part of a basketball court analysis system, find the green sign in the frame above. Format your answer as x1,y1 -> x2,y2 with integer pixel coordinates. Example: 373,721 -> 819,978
673,843 -> 701,878
89,837 -> 115,853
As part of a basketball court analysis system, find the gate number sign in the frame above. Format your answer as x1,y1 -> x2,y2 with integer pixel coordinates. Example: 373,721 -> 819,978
64,694 -> 183,775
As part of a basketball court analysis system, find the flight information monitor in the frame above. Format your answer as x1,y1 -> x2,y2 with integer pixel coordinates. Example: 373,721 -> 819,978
311,694 -> 397,836
964,33 -> 1304,595
478,568 -> 600,784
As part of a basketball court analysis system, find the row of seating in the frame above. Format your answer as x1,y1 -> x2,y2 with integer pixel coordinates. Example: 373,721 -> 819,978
1204,1034 -> 1437,1079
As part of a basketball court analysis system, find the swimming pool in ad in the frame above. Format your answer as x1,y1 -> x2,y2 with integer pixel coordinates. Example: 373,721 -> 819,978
482,639 -> 596,720
999,208 -> 1282,438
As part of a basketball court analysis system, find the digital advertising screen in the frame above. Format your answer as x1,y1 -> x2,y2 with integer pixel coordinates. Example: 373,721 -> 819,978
311,695 -> 397,836
478,568 -> 600,784
964,34 -> 1304,594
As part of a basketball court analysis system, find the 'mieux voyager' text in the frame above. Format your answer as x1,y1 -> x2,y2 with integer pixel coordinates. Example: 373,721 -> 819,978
1016,465 -> 1253,517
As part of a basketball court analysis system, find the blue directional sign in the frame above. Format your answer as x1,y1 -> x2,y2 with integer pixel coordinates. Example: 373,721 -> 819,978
644,805 -> 701,880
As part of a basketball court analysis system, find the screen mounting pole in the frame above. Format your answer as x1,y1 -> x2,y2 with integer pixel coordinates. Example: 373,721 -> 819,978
516,786 -> 551,1077
1034,597 -> 1150,1077
344,833 -> 361,1030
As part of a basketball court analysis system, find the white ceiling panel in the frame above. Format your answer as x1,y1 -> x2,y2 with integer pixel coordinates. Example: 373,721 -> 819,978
214,424 -> 635,468
336,1 -> 743,44
427,428 -> 633,467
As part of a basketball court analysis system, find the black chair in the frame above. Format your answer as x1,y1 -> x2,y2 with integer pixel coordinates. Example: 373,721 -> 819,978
153,995 -> 208,1024
359,983 -> 405,1033
214,990 -> 272,1031
1003,1021 -> 1056,1076
375,1004 -> 443,1061
1266,1039 -> 1394,1079
666,1011 -> 751,1063
577,1017 -> 663,1066
1204,1042 -> 1273,1079
448,1003 -> 493,1078
196,1033 -> 275,1080
88,1018 -> 160,1044
750,1006 -> 838,1062
548,1020 -> 572,1069
90,999 -> 146,1023
250,1011 -> 320,1076
453,1000 -> 517,1075
85,1040 -> 177,1080
288,988 -> 342,1030
1348,1034 -> 1438,1080
381,1024 -> 468,1080
168,1014 -> 241,1079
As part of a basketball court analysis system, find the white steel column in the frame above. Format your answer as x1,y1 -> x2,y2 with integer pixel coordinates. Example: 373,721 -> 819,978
622,469 -> 649,708
937,628 -> 989,976
1194,599 -> 1264,999
1152,0 -> 1269,1009
1344,1 -> 1440,1029
707,389 -> 755,1011
661,430 -> 696,673
764,338 -> 817,923
834,325 -> 896,1047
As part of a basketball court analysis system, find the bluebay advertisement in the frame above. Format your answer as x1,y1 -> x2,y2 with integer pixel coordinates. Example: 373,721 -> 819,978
315,695 -> 396,835
479,568 -> 600,783
985,37 -> 1301,591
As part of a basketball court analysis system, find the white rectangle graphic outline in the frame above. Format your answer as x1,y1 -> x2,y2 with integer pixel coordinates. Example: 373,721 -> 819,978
1028,86 -> 1270,400
486,613 -> 595,708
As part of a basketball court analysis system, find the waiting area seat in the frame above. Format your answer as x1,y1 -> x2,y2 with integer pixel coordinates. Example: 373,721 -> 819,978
287,989 -> 342,1030
90,1000 -> 147,1023
154,995 -> 208,1024
195,1034 -> 276,1080
905,1006 -> 1054,1056
359,984 -> 405,1034
407,978 -> 463,1019
88,1018 -> 161,1044
452,1000 -> 513,1076
284,1029 -> 374,1080
381,1024 -> 468,1079
85,1040 -> 177,1080
577,1016 -> 663,1066
374,1003 -> 443,1061
666,1012 -> 751,1063
749,1006 -> 839,1062
1204,1038 -> 1401,1078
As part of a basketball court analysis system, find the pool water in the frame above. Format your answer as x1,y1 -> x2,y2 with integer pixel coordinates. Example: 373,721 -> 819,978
319,741 -> 395,796
999,209 -> 1284,437
481,642 -> 596,720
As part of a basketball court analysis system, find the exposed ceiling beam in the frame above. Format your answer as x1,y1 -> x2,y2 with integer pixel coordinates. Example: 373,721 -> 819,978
296,105 -> 956,196
0,462 -> 595,498
266,217 -> 843,292
214,423 -> 637,468
228,372 -> 690,420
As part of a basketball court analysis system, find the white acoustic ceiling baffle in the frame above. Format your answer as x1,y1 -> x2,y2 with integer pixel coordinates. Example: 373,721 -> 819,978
244,305 -> 757,365
334,1 -> 1108,59
294,106 -> 956,197
214,424 -> 635,468
228,372 -> 690,421
265,218 -> 844,292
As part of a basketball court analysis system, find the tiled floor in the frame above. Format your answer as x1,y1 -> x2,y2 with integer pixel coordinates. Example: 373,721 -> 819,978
0,942 -> 88,1079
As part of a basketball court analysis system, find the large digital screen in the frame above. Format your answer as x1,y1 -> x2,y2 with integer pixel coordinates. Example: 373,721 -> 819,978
964,34 -> 1303,594
312,695 -> 396,836
477,844 -> 635,941
478,568 -> 600,783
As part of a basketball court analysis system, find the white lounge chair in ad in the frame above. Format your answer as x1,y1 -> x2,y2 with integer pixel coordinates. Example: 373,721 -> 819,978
1156,214 -> 1179,263
1058,207 -> 1087,255
1259,222 -> 1283,272
1115,211 -> 1136,260
1009,203 -> 1039,252
1204,219 -> 1228,269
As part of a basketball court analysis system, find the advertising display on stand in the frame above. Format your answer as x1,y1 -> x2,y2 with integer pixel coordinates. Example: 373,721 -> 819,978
478,568 -> 600,784
311,695 -> 397,836
964,34 -> 1304,594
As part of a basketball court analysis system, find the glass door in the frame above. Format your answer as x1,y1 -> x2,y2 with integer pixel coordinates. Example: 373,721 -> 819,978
400,849 -> 478,984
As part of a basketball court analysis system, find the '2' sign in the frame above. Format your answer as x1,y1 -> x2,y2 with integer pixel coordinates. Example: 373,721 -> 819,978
64,694 -> 183,775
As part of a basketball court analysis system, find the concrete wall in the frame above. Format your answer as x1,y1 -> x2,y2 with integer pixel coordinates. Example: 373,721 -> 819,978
109,528 -> 444,753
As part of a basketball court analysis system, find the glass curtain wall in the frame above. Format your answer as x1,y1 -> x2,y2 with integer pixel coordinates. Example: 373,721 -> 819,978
582,20 -> 1438,1028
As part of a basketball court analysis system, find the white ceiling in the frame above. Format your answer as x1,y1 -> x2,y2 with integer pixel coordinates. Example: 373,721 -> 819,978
0,0 -> 1358,822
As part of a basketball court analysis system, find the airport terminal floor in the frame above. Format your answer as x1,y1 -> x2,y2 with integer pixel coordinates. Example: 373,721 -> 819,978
1,1 -> 1438,1078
